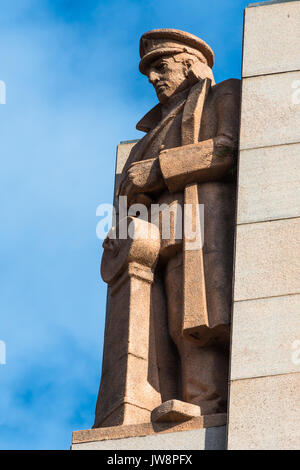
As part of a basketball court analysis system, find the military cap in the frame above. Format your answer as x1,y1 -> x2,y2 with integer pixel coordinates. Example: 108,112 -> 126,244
139,28 -> 214,74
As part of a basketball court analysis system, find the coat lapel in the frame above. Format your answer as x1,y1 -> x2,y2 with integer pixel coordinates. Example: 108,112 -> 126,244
181,78 -> 211,145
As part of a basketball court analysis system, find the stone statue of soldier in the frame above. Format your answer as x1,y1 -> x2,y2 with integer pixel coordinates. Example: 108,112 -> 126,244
94,29 -> 240,427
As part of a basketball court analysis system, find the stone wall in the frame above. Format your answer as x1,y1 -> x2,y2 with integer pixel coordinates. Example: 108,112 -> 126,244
227,0 -> 300,450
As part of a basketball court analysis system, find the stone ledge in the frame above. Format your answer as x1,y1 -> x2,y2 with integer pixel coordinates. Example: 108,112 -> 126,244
72,413 -> 226,445
248,0 -> 298,7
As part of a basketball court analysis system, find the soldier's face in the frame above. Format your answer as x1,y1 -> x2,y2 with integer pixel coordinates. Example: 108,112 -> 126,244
147,55 -> 189,103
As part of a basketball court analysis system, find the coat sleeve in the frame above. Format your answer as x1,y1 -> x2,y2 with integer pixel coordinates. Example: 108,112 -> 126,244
159,79 -> 241,193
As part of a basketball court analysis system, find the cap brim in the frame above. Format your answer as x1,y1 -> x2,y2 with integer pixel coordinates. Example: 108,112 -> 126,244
139,47 -> 208,75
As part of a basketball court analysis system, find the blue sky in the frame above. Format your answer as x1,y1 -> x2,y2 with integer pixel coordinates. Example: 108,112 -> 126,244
0,0 -> 250,450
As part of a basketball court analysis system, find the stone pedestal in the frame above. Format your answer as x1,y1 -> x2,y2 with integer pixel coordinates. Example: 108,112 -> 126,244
227,0 -> 300,450
72,415 -> 226,450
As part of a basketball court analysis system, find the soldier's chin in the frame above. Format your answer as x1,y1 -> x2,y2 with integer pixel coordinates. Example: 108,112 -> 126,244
156,89 -> 171,104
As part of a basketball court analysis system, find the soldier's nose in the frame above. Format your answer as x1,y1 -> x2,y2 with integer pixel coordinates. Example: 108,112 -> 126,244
148,70 -> 159,84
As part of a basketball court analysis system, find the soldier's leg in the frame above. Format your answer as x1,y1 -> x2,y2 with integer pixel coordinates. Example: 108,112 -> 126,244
164,253 -> 228,415
180,342 -> 228,414
151,276 -> 179,402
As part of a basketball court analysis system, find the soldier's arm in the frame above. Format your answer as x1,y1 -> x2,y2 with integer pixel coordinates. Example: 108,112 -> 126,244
158,80 -> 241,193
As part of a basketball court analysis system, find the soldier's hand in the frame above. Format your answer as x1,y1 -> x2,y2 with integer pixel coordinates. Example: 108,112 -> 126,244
119,158 -> 165,201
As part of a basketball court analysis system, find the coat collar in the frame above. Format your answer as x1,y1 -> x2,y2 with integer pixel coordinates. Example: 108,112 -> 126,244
136,88 -> 190,132
136,81 -> 210,133
136,103 -> 162,132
